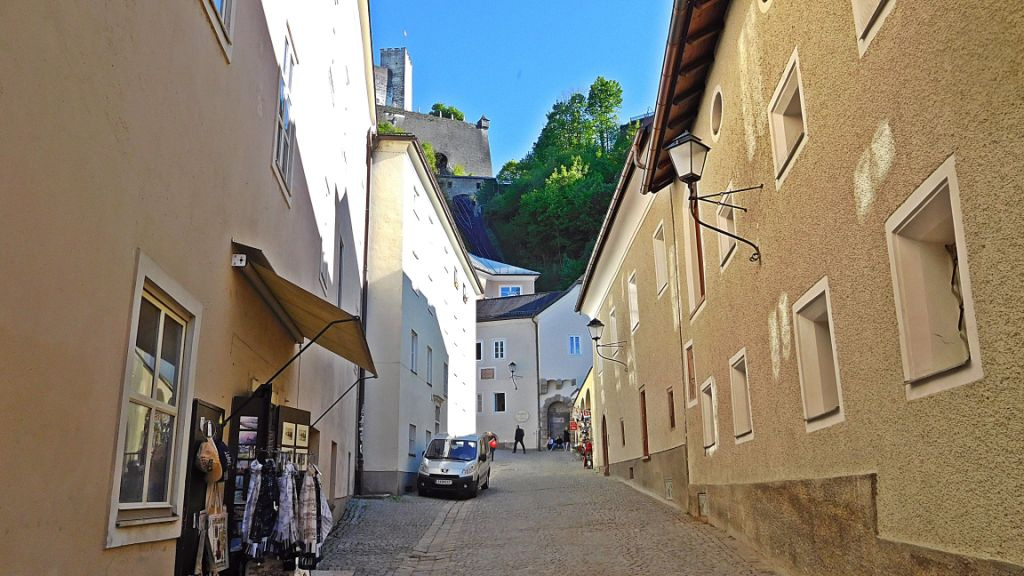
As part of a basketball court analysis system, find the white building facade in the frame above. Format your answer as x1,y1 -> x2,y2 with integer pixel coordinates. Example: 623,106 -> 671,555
259,0 -> 379,508
363,135 -> 482,494
475,285 -> 592,450
536,283 -> 593,442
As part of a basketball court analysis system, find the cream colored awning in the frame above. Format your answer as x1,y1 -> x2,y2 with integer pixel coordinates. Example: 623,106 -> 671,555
231,242 -> 376,376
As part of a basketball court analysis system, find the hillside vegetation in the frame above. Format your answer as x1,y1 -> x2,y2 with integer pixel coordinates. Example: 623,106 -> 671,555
480,77 -> 638,291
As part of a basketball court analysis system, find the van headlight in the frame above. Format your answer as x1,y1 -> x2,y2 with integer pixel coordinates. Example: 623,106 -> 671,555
419,460 -> 429,474
463,463 -> 476,476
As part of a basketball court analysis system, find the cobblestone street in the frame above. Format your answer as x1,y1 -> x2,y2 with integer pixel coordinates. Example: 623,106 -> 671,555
321,450 -> 778,575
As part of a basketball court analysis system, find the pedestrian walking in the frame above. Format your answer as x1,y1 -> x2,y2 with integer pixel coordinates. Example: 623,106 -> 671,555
562,428 -> 571,451
513,425 -> 526,453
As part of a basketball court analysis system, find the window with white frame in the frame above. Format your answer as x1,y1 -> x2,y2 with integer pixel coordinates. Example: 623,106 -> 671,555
729,350 -> 753,440
200,0 -> 236,59
443,362 -> 449,396
426,346 -> 433,385
273,35 -> 298,195
410,330 -> 418,373
628,273 -> 640,331
499,285 -> 522,297
493,393 -> 506,412
425,430 -> 431,447
717,189 -> 737,266
408,424 -> 417,456
109,254 -> 202,546
568,335 -> 581,356
434,405 -> 441,434
118,291 -> 188,507
492,339 -> 506,359
476,341 -> 482,361
653,224 -> 669,295
793,277 -> 844,430
700,378 -> 718,452
477,393 -> 482,413
886,155 -> 982,399
851,0 -> 894,54
767,49 -> 807,184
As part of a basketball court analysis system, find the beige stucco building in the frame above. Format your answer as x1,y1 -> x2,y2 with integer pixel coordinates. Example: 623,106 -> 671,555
579,0 -> 1024,574
0,1 -> 379,573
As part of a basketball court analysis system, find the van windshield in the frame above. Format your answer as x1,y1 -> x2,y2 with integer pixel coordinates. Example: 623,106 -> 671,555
424,439 -> 478,461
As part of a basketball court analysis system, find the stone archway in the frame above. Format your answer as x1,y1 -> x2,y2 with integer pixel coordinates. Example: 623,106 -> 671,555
540,394 -> 572,445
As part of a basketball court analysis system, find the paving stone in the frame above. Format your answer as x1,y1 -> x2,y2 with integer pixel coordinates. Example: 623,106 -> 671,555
321,450 -> 778,576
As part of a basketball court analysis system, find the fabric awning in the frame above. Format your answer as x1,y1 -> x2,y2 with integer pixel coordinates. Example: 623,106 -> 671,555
231,242 -> 376,375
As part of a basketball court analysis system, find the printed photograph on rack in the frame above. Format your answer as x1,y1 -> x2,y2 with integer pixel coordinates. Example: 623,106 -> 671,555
296,425 -> 309,447
239,416 -> 259,431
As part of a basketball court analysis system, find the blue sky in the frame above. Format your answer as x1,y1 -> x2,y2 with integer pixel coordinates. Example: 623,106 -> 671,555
369,1 -> 674,173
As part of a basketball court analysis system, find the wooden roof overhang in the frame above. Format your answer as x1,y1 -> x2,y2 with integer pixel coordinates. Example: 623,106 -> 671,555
575,0 -> 731,312
643,0 -> 732,195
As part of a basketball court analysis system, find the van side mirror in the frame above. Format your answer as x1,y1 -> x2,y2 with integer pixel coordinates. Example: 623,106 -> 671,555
421,451 -> 425,457
479,454 -> 487,462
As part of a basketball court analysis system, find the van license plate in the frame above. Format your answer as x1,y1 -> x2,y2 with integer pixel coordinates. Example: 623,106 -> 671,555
435,479 -> 452,485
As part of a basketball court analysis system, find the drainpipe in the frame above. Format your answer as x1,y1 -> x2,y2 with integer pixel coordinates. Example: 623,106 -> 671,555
356,128 -> 373,495
667,180 -> 692,492
532,316 -> 541,450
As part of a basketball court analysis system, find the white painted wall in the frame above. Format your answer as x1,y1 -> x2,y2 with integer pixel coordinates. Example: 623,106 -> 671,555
260,0 -> 375,500
537,284 -> 594,389
365,138 -> 480,490
262,0 -> 375,287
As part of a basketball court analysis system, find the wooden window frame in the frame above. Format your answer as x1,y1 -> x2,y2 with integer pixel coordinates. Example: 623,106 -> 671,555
107,252 -> 203,548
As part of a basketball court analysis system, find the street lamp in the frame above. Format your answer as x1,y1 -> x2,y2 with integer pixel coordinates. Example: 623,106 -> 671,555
664,131 -> 710,184
586,319 -> 628,371
508,361 -> 518,390
664,131 -> 762,262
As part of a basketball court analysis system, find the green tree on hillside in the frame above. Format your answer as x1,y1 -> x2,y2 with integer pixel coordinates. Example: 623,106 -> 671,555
429,102 -> 465,121
421,141 -> 438,173
480,77 -> 635,291
587,76 -> 624,153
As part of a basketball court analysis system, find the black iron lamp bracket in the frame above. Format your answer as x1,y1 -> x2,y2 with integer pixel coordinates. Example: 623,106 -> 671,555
690,184 -> 763,262
593,341 -> 629,372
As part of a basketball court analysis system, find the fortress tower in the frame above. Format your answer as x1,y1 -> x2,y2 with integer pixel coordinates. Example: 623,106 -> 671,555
379,47 -> 412,111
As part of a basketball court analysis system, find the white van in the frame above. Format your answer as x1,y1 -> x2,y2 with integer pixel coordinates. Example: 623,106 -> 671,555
417,433 -> 492,498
